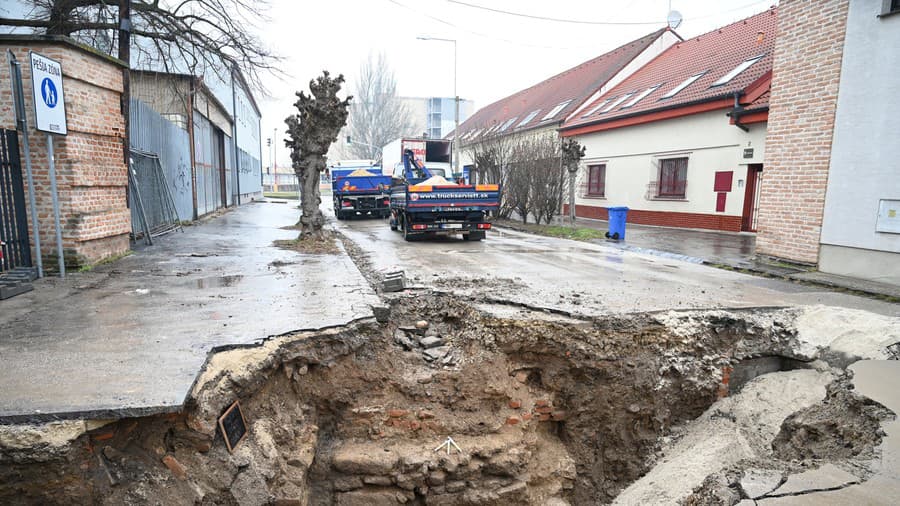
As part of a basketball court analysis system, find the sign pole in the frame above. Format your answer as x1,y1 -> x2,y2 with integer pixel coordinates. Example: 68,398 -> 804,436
7,50 -> 43,278
46,134 -> 65,278
30,51 -> 68,278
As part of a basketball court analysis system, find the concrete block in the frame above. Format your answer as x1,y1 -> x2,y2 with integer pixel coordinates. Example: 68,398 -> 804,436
768,464 -> 859,497
419,336 -> 444,349
0,282 -> 33,300
739,468 -> 783,499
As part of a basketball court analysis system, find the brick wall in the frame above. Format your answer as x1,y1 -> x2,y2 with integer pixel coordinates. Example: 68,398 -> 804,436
563,204 -> 743,232
0,36 -> 130,267
755,0 -> 849,264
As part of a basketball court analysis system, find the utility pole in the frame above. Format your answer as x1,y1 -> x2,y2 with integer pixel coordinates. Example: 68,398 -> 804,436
416,36 -> 459,178
118,0 -> 131,165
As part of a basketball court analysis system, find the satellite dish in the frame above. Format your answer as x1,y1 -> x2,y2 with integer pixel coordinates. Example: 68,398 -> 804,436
667,10 -> 683,30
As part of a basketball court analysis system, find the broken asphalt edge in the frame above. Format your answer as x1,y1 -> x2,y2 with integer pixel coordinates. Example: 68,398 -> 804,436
0,227 -> 379,426
0,316 -> 379,426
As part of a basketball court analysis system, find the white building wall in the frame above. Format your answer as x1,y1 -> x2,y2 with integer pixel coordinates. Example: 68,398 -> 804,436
818,0 -> 900,284
573,109 -> 766,227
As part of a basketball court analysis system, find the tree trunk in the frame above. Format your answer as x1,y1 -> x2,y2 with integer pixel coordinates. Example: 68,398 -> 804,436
297,162 -> 325,239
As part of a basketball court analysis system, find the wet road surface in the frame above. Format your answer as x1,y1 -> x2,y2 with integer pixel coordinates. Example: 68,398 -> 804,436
0,202 -> 377,422
336,215 -> 899,317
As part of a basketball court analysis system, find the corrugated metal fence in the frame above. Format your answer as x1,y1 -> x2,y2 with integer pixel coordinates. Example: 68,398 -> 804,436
192,110 -> 234,216
129,99 -> 194,221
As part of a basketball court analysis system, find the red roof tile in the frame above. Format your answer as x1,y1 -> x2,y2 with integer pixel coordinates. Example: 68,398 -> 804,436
454,28 -> 669,143
561,7 -> 777,132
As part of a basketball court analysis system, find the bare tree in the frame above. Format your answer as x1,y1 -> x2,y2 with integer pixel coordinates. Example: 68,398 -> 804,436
347,52 -> 415,160
465,131 -> 514,218
285,71 -> 351,239
1,0 -> 279,89
529,135 -> 566,224
504,141 -> 533,223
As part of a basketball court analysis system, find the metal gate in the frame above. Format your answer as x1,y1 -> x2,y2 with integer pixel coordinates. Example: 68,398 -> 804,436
0,129 -> 31,273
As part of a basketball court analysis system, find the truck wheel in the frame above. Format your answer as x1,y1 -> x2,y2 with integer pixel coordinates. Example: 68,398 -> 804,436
403,219 -> 414,242
389,215 -> 398,231
465,231 -> 485,241
335,209 -> 344,220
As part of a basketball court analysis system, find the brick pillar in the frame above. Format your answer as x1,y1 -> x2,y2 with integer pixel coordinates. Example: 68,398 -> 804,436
755,0 -> 850,264
0,37 -> 131,267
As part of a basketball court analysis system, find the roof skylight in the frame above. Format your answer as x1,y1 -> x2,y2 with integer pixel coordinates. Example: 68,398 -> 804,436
710,54 -> 765,87
541,99 -> 573,121
661,72 -> 707,99
498,117 -> 518,132
621,84 -> 662,109
582,99 -> 612,117
517,110 -> 540,128
600,93 -> 635,113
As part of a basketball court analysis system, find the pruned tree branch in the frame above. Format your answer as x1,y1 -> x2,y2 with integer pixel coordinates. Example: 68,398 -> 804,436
285,71 -> 351,238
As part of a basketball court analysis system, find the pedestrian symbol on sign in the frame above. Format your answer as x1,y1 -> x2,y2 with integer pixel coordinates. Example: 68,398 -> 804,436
41,78 -> 58,108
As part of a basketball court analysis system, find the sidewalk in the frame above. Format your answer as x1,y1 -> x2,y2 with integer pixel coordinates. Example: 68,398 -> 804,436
0,201 -> 377,423
503,216 -> 900,300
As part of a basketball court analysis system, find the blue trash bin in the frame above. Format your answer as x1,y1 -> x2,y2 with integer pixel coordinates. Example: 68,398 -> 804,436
606,206 -> 629,241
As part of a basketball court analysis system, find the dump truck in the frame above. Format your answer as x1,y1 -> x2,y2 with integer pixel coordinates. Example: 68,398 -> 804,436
330,160 -> 392,219
389,149 -> 500,241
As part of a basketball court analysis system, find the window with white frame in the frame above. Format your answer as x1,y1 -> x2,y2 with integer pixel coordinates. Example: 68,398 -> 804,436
498,117 -> 518,132
517,110 -> 540,128
661,72 -> 707,99
621,84 -> 662,109
600,93 -> 635,113
711,54 -> 765,87
541,99 -> 573,121
581,99 -> 611,117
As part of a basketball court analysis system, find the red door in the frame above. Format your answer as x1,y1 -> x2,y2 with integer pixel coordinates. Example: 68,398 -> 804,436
741,164 -> 763,232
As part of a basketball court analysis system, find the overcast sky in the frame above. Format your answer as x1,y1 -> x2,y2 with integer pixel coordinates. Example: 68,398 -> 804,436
258,0 -> 779,166
1,0 -> 779,166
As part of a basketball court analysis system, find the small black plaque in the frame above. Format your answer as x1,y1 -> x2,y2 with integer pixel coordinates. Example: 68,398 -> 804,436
218,400 -> 248,453
743,148 -> 754,159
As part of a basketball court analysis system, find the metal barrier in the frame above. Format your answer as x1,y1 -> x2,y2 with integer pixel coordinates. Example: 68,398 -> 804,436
0,129 -> 31,272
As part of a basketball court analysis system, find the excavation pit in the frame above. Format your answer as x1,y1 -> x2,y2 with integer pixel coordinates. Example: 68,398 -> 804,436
0,295 -> 894,505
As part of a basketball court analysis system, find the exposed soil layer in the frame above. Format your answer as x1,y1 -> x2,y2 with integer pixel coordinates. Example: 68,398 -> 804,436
0,295 -> 891,505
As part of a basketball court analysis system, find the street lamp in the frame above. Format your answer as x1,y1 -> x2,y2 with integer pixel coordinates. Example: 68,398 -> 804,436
416,36 -> 459,179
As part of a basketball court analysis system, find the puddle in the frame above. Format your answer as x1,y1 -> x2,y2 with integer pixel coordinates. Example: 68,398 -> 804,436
192,275 -> 244,289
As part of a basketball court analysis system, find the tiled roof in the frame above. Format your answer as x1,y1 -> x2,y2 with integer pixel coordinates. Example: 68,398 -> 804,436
561,7 -> 777,131
454,28 -> 669,143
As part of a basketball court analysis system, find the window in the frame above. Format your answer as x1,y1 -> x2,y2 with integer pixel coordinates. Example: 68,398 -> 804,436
498,117 -> 518,132
587,164 -> 606,197
621,84 -> 662,109
517,110 -> 540,128
883,0 -> 900,14
601,93 -> 635,113
661,72 -> 706,99
541,99 -> 573,121
658,157 -> 688,198
711,54 -> 765,87
582,99 -> 611,117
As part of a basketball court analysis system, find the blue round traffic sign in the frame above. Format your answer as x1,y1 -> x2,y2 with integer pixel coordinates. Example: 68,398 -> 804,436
40,78 -> 58,108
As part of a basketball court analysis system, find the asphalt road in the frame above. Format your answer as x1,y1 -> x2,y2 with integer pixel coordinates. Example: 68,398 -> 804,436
335,214 -> 900,317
